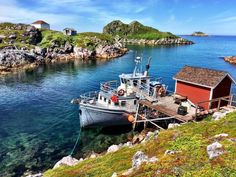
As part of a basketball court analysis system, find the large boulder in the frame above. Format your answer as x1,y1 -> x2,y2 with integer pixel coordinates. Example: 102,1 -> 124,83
207,142 -> 225,159
53,155 -> 79,169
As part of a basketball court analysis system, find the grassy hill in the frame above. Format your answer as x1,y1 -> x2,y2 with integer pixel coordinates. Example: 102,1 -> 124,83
0,22 -> 114,50
103,20 -> 178,40
44,112 -> 236,177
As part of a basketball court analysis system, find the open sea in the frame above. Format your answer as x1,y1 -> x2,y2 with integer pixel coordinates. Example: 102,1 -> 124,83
1,35 -> 236,176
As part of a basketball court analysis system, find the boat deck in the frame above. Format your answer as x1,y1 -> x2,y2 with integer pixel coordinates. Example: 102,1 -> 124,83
138,95 -> 195,122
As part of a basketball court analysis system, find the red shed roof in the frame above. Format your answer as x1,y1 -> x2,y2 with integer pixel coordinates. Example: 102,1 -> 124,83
32,20 -> 49,25
173,65 -> 235,88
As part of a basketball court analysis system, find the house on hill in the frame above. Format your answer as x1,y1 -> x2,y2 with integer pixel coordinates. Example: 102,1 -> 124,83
63,28 -> 77,36
173,66 -> 235,110
31,20 -> 50,29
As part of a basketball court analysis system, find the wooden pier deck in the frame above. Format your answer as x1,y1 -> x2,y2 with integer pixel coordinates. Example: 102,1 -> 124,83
138,96 -> 195,122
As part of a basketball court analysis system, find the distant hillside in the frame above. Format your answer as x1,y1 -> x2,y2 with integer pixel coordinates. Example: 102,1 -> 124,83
103,20 -> 177,40
191,31 -> 208,36
103,20 -> 193,45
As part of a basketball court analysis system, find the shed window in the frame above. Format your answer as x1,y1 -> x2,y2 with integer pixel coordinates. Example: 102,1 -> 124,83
134,100 -> 137,105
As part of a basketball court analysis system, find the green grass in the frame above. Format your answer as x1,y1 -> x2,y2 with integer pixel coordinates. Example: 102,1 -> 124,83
39,29 -> 72,48
44,112 -> 236,177
0,22 -> 116,51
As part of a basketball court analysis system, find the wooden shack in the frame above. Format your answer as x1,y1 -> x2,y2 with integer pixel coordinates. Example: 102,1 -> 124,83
173,66 -> 235,110
63,28 -> 77,36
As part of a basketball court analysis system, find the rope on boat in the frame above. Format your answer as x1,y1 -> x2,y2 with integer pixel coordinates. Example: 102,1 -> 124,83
70,128 -> 82,156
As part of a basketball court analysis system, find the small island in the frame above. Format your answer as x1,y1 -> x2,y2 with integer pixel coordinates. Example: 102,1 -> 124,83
191,31 -> 208,36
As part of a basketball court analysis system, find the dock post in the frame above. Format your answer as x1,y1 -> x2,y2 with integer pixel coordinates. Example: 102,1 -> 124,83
133,103 -> 140,130
229,95 -> 233,106
217,98 -> 221,111
195,104 -> 198,120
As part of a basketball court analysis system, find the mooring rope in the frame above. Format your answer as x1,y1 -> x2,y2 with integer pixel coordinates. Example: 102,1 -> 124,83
70,127 -> 82,156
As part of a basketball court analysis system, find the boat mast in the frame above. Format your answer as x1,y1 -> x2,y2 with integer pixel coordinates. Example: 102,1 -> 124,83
133,55 -> 142,76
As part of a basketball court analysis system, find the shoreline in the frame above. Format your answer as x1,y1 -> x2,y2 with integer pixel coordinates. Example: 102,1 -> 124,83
0,47 -> 129,76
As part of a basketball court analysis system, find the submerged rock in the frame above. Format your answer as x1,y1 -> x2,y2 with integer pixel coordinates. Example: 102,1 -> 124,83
207,142 -> 225,159
53,155 -> 79,169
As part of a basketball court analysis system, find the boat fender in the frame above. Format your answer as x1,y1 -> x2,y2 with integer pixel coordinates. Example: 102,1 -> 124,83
118,89 -> 125,96
128,115 -> 134,122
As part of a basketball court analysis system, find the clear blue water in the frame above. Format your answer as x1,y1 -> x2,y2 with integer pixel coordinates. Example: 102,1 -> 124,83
1,36 -> 236,176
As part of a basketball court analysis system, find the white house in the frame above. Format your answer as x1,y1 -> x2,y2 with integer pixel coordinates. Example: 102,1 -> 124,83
31,20 -> 50,29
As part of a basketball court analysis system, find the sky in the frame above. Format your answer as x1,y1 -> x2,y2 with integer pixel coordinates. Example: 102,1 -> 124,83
0,0 -> 236,35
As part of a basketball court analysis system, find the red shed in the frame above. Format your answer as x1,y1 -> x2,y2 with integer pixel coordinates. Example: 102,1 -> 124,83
173,66 -> 235,110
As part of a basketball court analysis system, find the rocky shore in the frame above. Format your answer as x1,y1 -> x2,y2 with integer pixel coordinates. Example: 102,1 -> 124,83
123,37 -> 194,45
224,56 -> 236,64
0,22 -> 129,75
0,40 -> 128,75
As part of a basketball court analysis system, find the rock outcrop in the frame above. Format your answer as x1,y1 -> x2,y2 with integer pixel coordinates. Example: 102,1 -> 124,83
206,142 -> 225,159
224,56 -> 236,64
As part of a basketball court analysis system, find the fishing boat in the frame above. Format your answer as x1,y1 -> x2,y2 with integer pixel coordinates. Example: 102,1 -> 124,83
76,56 -> 167,127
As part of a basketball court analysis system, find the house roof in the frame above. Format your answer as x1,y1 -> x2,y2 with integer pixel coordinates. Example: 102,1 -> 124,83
32,20 -> 49,25
173,65 -> 235,88
63,28 -> 76,31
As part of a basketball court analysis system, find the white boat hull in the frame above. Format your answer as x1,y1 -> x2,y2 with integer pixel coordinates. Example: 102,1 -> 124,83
79,104 -> 132,127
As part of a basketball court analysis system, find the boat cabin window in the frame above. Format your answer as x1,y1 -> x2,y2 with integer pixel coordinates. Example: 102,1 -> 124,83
134,100 -> 137,105
114,102 -> 119,106
108,100 -> 111,104
100,95 -> 102,100
104,97 -> 107,102
133,80 -> 138,86
121,101 -> 126,107
141,79 -> 147,85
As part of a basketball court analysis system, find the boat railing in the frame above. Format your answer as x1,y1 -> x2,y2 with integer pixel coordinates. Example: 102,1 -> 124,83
80,91 -> 99,101
100,80 -> 119,94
